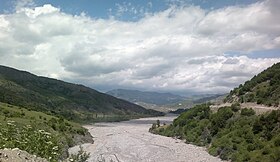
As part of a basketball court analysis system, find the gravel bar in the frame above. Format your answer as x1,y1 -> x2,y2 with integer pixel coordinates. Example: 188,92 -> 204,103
69,115 -> 223,162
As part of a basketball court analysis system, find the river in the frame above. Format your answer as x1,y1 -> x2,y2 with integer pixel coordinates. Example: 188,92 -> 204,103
69,115 -> 222,162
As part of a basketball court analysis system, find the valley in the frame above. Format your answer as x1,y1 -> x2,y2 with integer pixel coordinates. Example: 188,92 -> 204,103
0,0 -> 280,161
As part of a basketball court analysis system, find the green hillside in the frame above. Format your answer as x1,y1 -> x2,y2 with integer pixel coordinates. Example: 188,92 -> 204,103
0,102 -> 92,161
225,62 -> 280,107
0,65 -> 163,122
150,63 -> 280,161
151,104 -> 280,161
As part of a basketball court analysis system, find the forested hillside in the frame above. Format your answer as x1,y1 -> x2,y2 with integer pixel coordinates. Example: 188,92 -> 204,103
151,104 -> 280,161
0,65 -> 163,122
225,62 -> 280,107
151,63 -> 280,161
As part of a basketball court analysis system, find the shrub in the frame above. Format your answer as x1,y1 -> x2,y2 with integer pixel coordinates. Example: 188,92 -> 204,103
219,147 -> 234,160
270,147 -> 280,162
262,146 -> 271,155
0,121 -> 61,161
241,108 -> 255,116
231,103 -> 241,112
69,146 -> 90,162
253,119 -> 263,134
274,136 -> 280,147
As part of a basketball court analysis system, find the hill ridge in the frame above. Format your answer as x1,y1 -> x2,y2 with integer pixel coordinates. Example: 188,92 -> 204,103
224,62 -> 280,107
0,65 -> 163,122
106,89 -> 186,105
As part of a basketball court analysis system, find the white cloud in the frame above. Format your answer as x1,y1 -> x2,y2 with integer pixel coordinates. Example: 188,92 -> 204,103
14,0 -> 35,11
197,1 -> 280,35
0,0 -> 279,94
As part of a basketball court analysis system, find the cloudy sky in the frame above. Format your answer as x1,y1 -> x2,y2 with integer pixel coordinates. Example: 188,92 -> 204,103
0,0 -> 279,95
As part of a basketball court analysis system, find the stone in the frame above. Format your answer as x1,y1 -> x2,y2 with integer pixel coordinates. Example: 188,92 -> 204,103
12,148 -> 19,151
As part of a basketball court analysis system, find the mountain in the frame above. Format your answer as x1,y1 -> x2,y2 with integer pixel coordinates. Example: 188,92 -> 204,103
106,89 -> 186,105
225,62 -> 280,107
0,65 -> 163,122
161,94 -> 225,113
150,63 -> 280,162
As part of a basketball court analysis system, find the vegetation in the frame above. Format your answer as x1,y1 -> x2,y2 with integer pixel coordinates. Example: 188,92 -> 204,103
151,62 -> 280,161
150,104 -> 280,161
0,65 -> 164,161
0,102 -> 92,161
0,121 -> 60,161
69,146 -> 90,162
168,108 -> 188,114
0,65 -> 163,123
225,62 -> 280,107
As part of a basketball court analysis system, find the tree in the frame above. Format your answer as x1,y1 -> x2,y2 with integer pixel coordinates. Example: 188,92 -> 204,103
252,119 -> 262,134
241,108 -> 255,116
156,120 -> 160,127
231,103 -> 241,112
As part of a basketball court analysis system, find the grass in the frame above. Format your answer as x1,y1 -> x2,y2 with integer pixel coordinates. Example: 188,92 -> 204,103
0,102 -> 90,161
0,102 -> 83,130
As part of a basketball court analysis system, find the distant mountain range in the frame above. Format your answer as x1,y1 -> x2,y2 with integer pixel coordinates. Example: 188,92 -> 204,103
106,89 -> 186,105
0,65 -> 163,122
106,89 -> 225,113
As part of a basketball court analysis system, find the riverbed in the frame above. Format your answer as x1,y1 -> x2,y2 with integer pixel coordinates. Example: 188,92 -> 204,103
69,115 -> 223,162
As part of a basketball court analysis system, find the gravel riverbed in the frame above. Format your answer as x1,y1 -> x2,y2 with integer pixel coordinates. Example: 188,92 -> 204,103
69,115 -> 223,162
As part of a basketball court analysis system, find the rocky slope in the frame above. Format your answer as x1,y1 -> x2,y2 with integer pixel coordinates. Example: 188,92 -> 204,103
0,148 -> 48,162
